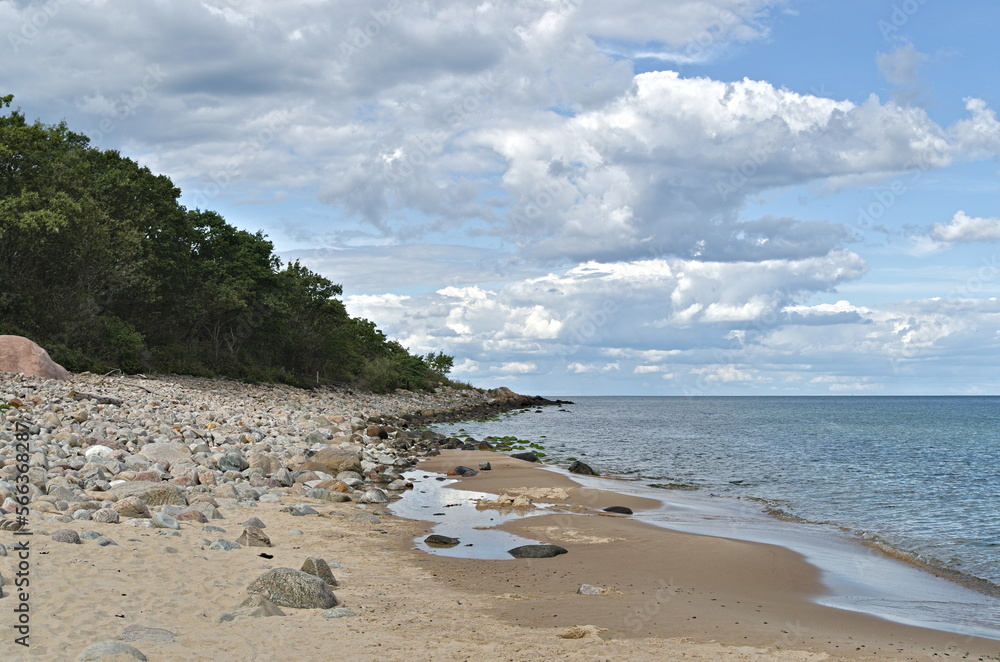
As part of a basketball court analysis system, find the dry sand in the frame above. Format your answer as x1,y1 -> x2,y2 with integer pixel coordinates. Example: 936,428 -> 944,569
4,449 -> 998,661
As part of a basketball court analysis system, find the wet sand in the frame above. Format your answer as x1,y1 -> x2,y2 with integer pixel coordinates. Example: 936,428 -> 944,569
411,450 -> 1000,661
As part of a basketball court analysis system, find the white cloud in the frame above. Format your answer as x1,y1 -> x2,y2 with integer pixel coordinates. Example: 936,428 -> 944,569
931,211 -> 1000,243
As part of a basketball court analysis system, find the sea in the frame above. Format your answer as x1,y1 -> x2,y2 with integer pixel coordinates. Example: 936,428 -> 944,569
429,395 -> 1000,638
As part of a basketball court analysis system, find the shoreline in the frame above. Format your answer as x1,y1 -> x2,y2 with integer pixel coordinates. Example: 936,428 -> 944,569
409,450 -> 1000,658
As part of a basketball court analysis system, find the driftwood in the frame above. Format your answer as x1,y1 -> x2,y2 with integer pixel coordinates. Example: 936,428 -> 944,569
68,390 -> 124,406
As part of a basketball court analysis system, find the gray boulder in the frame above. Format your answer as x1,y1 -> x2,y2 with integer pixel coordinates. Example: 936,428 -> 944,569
108,481 -> 188,507
76,641 -> 147,661
246,568 -> 337,609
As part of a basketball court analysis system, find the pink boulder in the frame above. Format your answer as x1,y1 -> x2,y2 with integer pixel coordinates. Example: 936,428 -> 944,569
0,335 -> 70,380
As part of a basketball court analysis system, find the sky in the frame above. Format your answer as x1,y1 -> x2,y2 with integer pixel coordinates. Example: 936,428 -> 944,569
3,0 -> 1000,396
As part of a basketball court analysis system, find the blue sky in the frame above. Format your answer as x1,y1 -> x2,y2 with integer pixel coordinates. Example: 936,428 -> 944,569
3,0 -> 999,395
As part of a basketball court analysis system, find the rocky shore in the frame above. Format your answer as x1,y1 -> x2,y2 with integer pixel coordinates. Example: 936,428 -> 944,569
3,371 -> 999,662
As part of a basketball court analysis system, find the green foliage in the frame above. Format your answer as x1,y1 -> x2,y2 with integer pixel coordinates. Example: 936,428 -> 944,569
0,95 -> 454,391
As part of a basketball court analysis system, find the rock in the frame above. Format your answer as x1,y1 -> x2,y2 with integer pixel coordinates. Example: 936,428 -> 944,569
246,568 -> 337,609
0,335 -> 70,380
300,557 -> 338,586
507,544 -> 568,559
322,607 -> 357,618
567,460 -> 597,475
175,509 -> 208,524
310,447 -> 361,474
425,534 -> 460,547
347,512 -> 380,525
577,584 -> 604,595
289,504 -> 318,516
602,506 -> 633,515
72,509 -> 93,520
478,461 -> 492,471
138,442 -> 192,469
108,481 -> 188,507
510,452 -> 540,463
447,466 -> 478,477
52,529 -> 82,544
76,641 -> 148,661
151,512 -> 180,530
229,594 -> 286,618
218,451 -> 249,472
236,526 -> 271,547
249,454 -> 283,475
358,488 -> 389,504
85,445 -> 118,461
241,516 -> 267,529
118,624 -> 177,643
112,497 -> 150,519
208,538 -> 241,551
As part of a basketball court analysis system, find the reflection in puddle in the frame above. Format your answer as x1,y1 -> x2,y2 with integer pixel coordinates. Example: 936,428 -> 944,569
389,470 -> 551,559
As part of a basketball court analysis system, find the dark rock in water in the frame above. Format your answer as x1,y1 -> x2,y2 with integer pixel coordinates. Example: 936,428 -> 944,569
425,534 -> 460,547
567,460 -> 597,475
507,544 -> 568,558
510,452 -> 540,463
602,506 -> 633,515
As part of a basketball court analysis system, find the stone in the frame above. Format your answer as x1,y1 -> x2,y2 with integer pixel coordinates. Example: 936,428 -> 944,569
175,509 -> 208,524
138,442 -> 192,469
218,452 -> 249,472
246,568 -> 337,609
300,557 -> 338,586
241,516 -> 267,529
118,624 -> 177,643
322,608 -> 357,618
510,452 -> 540,463
208,538 -> 241,551
52,529 -> 82,544
602,506 -> 633,515
72,509 -> 93,520
236,526 -> 271,547
347,512 -> 381,525
112,497 -> 150,519
85,445 -> 118,461
577,584 -> 604,595
187,501 -> 224,520
357,488 -> 389,504
0,335 -> 70,380
310,447 -> 362,474
567,460 -> 597,475
447,466 -> 478,477
425,534 -> 460,547
289,504 -> 318,516
478,461 -> 492,471
108,481 -> 188,507
507,544 -> 568,559
151,512 -> 180,530
249,453 -> 283,474
76,641 -> 148,661
90,508 -> 121,524
231,594 -> 286,618
271,467 -> 294,487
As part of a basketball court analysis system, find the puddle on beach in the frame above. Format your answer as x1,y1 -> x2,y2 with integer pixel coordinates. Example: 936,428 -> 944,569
389,470 -> 552,559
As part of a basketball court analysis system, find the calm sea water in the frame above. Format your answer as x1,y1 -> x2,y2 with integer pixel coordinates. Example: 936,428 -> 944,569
435,396 -> 1000,588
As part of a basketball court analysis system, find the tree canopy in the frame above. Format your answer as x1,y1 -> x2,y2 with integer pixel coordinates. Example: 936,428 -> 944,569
0,94 -> 454,392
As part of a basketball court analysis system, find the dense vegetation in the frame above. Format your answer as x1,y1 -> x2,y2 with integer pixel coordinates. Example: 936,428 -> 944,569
0,95 -> 454,392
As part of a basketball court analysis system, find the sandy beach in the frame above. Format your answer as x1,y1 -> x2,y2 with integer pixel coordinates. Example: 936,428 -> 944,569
1,374 -> 999,661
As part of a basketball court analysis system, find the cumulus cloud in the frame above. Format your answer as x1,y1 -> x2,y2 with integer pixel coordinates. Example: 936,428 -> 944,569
932,211 -> 1000,244
8,0 -> 1000,394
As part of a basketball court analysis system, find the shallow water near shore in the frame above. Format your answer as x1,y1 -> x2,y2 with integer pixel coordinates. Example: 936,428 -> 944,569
432,395 -> 1000,640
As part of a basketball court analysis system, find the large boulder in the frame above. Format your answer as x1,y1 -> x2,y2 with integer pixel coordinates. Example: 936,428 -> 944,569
0,335 -> 70,380
508,544 -> 568,559
309,448 -> 361,474
246,568 -> 337,609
